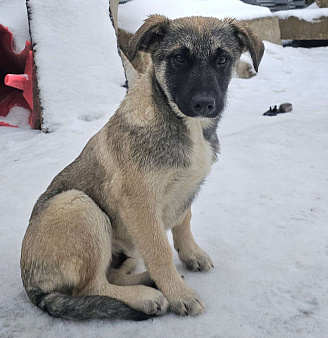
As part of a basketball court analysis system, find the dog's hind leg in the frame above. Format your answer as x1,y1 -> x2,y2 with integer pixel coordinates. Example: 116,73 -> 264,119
108,256 -> 155,287
21,190 -> 167,319
172,208 -> 214,272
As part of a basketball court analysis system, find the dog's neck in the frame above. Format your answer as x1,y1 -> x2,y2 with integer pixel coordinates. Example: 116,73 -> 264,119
119,63 -> 220,161
148,65 -> 220,161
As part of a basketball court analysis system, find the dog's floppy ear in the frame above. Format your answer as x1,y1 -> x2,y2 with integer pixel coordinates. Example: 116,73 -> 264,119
127,15 -> 170,62
228,19 -> 265,73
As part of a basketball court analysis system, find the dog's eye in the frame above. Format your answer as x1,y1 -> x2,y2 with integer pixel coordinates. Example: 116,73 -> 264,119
174,53 -> 185,63
217,55 -> 227,65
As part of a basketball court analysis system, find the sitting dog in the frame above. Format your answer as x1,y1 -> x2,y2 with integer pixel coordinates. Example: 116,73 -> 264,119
21,15 -> 264,321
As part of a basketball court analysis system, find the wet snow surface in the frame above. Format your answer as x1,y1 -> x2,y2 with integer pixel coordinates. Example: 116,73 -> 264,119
1,1 -> 328,337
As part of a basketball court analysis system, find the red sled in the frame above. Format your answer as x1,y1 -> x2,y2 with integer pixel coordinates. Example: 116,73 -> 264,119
0,24 -> 40,128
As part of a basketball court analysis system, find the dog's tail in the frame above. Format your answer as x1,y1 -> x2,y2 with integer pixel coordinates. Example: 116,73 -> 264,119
27,289 -> 150,321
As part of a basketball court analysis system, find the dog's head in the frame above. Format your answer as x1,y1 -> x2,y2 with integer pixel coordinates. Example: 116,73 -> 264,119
127,15 -> 264,119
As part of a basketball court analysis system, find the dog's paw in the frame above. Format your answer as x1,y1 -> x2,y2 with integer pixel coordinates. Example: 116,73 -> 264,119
169,288 -> 205,316
179,249 -> 214,272
128,286 -> 169,316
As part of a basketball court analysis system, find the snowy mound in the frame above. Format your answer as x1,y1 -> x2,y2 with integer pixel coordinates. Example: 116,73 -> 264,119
118,0 -> 271,33
274,2 -> 328,22
27,0 -> 126,131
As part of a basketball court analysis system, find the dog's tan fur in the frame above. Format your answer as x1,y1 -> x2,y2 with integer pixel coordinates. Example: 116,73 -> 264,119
21,16 -> 264,319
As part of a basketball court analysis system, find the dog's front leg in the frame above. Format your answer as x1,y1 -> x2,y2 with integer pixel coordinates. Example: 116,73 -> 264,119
172,208 -> 214,272
120,199 -> 205,316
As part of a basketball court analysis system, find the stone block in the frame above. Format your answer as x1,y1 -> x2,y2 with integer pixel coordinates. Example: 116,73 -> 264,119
279,15 -> 328,39
242,16 -> 282,45
315,0 -> 328,8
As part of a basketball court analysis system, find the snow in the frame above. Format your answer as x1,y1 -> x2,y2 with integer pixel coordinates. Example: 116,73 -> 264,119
118,0 -> 271,34
0,106 -> 31,128
0,0 -> 30,53
1,1 -> 328,337
27,0 -> 126,131
274,2 -> 328,22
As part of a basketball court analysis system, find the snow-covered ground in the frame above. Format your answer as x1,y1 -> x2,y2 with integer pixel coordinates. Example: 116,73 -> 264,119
1,1 -> 328,338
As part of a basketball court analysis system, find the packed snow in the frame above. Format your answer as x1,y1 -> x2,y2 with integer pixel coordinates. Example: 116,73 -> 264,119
27,0 -> 126,132
274,2 -> 328,22
1,1 -> 328,337
118,0 -> 271,33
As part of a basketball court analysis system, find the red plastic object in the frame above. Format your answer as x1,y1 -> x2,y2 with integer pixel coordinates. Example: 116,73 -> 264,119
0,121 -> 18,128
0,24 -> 39,128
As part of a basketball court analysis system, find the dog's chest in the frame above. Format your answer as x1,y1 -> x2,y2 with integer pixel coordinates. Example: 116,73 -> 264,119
162,120 -> 213,229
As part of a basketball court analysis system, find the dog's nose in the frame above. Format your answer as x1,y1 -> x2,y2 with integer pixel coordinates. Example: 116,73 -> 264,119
191,96 -> 216,117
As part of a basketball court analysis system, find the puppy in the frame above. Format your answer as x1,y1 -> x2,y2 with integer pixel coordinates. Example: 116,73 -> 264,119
21,15 -> 264,320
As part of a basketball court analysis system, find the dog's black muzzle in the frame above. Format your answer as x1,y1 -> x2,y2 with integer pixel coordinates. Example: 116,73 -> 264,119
176,69 -> 225,119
